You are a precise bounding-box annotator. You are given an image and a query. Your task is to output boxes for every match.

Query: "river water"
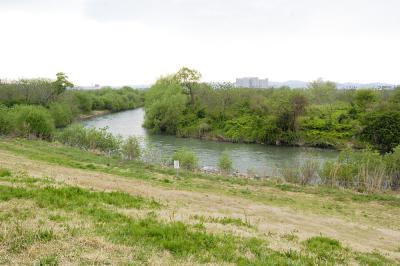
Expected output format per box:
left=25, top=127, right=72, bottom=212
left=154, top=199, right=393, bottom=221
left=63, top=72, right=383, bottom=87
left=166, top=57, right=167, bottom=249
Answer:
left=84, top=108, right=338, bottom=176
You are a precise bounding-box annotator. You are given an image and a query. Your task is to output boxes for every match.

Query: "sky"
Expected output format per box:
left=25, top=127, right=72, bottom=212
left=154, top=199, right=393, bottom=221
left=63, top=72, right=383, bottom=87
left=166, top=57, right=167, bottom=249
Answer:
left=0, top=0, right=399, bottom=86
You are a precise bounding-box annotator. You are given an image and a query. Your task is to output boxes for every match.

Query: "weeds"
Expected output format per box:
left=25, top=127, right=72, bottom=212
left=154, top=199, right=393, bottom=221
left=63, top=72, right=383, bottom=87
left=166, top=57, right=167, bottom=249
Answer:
left=190, top=214, right=252, bottom=228
left=0, top=168, right=11, bottom=177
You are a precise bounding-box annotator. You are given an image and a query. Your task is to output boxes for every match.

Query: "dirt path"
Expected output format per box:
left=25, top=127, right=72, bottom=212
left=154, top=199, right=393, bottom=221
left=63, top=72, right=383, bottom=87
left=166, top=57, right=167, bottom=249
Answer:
left=1, top=150, right=399, bottom=259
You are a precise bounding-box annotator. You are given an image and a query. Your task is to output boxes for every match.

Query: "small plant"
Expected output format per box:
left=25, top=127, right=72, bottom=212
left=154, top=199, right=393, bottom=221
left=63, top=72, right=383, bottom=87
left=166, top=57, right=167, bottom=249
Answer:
left=304, top=236, right=348, bottom=264
left=121, top=136, right=141, bottom=160
left=299, top=158, right=320, bottom=185
left=37, top=254, right=59, bottom=266
left=0, top=168, right=11, bottom=177
left=281, top=163, right=300, bottom=184
left=218, top=151, right=233, bottom=173
left=281, top=232, right=299, bottom=242
left=172, top=148, right=198, bottom=170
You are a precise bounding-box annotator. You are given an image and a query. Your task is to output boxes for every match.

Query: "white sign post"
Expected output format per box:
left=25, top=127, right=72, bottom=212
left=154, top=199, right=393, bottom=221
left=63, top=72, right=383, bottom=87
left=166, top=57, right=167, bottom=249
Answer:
left=174, top=160, right=180, bottom=176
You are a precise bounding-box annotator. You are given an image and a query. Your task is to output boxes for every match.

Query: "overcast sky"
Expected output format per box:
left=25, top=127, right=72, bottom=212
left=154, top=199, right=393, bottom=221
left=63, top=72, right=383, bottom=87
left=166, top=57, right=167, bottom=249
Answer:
left=0, top=0, right=399, bottom=86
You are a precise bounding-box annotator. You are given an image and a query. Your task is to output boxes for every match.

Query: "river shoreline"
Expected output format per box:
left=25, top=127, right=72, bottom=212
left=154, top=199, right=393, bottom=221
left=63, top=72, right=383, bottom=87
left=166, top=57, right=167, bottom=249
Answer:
left=83, top=108, right=339, bottom=177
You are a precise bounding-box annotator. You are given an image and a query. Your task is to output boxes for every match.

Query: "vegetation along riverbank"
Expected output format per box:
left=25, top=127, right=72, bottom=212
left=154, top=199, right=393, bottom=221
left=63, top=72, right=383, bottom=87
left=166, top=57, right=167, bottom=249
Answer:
left=1, top=71, right=400, bottom=264
left=144, top=68, right=400, bottom=152
left=0, top=72, right=144, bottom=137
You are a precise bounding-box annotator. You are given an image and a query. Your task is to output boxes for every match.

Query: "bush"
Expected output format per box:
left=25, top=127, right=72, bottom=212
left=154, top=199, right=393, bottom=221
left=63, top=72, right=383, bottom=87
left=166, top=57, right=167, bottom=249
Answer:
left=218, top=151, right=233, bottom=173
left=281, top=158, right=320, bottom=185
left=11, top=105, right=55, bottom=139
left=0, top=106, right=14, bottom=135
left=321, top=148, right=390, bottom=191
left=172, top=148, right=198, bottom=170
left=74, top=92, right=93, bottom=113
left=49, top=102, right=73, bottom=128
left=299, top=158, right=320, bottom=185
left=385, top=145, right=400, bottom=190
left=360, top=110, right=400, bottom=152
left=56, top=125, right=121, bottom=154
left=121, top=136, right=141, bottom=160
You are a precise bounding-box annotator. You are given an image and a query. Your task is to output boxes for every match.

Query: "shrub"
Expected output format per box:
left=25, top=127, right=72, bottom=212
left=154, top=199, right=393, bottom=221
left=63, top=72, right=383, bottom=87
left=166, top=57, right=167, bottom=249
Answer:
left=0, top=106, right=14, bottom=135
left=385, top=145, right=400, bottom=190
left=56, top=125, right=121, bottom=154
left=281, top=164, right=300, bottom=184
left=299, top=158, right=320, bottom=185
left=121, top=136, right=141, bottom=160
left=281, top=158, right=320, bottom=185
left=49, top=102, right=73, bottom=128
left=218, top=151, right=233, bottom=173
left=321, top=148, right=390, bottom=191
left=172, top=148, right=198, bottom=170
left=74, top=92, right=93, bottom=113
left=11, top=105, right=55, bottom=139
left=360, top=110, right=400, bottom=152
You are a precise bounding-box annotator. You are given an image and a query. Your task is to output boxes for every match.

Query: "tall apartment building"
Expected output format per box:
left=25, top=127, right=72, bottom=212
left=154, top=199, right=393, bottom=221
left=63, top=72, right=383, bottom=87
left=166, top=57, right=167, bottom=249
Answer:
left=236, top=77, right=269, bottom=88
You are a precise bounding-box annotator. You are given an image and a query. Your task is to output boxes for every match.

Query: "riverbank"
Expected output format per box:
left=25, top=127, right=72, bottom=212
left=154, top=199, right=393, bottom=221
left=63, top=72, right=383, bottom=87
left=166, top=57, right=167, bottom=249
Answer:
left=0, top=137, right=399, bottom=264
left=83, top=108, right=339, bottom=177
left=76, top=109, right=111, bottom=121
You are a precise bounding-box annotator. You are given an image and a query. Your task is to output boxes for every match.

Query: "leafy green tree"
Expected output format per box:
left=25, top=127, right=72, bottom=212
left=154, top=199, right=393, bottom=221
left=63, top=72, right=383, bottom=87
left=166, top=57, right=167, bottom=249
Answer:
left=49, top=102, right=73, bottom=128
left=354, top=89, right=377, bottom=111
left=290, top=93, right=308, bottom=131
left=144, top=77, right=187, bottom=134
left=174, top=67, right=201, bottom=104
left=361, top=110, right=400, bottom=152
left=308, top=79, right=336, bottom=104
left=54, top=72, right=74, bottom=94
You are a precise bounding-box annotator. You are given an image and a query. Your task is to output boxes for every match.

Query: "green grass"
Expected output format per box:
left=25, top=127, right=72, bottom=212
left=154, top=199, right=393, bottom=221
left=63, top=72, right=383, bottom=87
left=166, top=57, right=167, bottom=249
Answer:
left=1, top=137, right=400, bottom=230
left=6, top=226, right=55, bottom=253
left=355, top=252, right=395, bottom=266
left=303, top=236, right=349, bottom=264
left=191, top=214, right=252, bottom=228
left=37, top=255, right=59, bottom=266
left=0, top=183, right=310, bottom=264
left=0, top=168, right=11, bottom=177
left=0, top=174, right=397, bottom=265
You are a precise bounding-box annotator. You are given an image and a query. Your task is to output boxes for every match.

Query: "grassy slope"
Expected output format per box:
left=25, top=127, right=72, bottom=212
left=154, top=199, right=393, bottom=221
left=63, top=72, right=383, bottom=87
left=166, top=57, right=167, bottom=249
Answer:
left=0, top=137, right=399, bottom=265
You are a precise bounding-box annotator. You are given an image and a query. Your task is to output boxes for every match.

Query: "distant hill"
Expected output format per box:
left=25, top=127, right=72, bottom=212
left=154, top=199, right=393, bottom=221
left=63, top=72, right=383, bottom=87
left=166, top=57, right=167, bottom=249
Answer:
left=269, top=80, right=397, bottom=89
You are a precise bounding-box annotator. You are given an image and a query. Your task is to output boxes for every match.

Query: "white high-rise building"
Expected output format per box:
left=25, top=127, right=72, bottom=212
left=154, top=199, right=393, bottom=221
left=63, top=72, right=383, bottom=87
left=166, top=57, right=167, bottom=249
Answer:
left=236, top=77, right=269, bottom=88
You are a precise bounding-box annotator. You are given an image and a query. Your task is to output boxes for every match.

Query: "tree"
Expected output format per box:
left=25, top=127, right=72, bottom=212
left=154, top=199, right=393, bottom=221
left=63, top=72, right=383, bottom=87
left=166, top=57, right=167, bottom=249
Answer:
left=143, top=77, right=187, bottom=134
left=354, top=89, right=377, bottom=111
left=290, top=93, right=308, bottom=131
left=174, top=67, right=201, bottom=104
left=54, top=72, right=74, bottom=95
left=361, top=110, right=400, bottom=153
left=308, top=79, right=336, bottom=104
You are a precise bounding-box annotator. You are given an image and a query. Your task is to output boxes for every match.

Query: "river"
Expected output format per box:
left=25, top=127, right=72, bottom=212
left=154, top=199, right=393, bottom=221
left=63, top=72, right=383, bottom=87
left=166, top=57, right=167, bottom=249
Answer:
left=84, top=108, right=338, bottom=176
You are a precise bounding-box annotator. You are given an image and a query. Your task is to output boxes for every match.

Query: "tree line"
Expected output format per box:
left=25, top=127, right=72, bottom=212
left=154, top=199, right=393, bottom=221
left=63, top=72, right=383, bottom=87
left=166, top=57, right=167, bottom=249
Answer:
left=144, top=68, right=400, bottom=153
left=0, top=73, right=144, bottom=138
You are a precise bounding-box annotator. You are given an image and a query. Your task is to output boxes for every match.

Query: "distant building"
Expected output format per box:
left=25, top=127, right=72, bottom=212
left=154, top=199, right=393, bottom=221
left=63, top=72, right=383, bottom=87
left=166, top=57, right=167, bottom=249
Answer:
left=236, top=77, right=269, bottom=88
